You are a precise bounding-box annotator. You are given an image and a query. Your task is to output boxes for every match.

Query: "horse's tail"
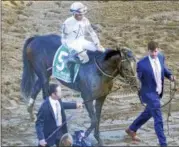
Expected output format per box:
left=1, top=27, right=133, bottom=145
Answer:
left=21, top=36, right=36, bottom=100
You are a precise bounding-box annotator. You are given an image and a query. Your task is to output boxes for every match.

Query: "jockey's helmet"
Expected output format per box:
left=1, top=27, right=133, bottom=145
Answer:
left=70, top=2, right=87, bottom=15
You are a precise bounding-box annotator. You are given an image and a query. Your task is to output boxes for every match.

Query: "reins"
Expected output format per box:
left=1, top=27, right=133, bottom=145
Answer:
left=94, top=57, right=117, bottom=78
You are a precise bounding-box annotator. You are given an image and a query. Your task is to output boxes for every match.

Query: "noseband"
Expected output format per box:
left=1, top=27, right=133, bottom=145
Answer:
left=119, top=57, right=137, bottom=79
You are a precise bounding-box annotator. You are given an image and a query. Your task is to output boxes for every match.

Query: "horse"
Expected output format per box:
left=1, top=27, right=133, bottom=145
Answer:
left=21, top=34, right=137, bottom=145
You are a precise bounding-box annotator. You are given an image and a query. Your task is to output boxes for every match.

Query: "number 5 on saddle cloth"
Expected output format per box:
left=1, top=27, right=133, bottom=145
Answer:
left=52, top=44, right=81, bottom=83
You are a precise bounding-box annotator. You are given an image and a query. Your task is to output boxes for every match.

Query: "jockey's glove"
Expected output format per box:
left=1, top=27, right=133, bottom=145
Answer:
left=96, top=44, right=105, bottom=52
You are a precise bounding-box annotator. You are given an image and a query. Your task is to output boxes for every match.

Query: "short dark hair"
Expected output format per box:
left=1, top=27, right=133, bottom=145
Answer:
left=49, top=83, right=58, bottom=96
left=148, top=41, right=159, bottom=51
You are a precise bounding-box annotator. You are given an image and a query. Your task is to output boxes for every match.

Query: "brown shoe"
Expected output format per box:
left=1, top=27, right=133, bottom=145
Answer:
left=125, top=128, right=141, bottom=142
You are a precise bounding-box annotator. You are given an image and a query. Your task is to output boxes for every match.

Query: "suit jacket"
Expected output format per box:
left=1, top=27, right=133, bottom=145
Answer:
left=35, top=97, right=77, bottom=146
left=137, top=53, right=172, bottom=104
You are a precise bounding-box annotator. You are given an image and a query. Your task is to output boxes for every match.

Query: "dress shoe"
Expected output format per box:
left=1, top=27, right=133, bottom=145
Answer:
left=125, top=128, right=141, bottom=142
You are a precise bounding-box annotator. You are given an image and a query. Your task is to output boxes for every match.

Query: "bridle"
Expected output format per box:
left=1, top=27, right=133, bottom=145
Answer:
left=94, top=53, right=137, bottom=82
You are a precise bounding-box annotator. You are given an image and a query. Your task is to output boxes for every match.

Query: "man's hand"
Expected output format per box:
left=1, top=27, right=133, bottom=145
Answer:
left=39, top=139, right=47, bottom=146
left=170, top=75, right=176, bottom=82
left=76, top=102, right=84, bottom=109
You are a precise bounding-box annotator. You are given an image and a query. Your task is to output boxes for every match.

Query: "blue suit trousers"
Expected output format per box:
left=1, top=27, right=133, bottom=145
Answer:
left=129, top=93, right=167, bottom=146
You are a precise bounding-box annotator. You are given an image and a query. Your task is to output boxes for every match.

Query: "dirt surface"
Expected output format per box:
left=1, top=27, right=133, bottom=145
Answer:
left=1, top=1, right=179, bottom=146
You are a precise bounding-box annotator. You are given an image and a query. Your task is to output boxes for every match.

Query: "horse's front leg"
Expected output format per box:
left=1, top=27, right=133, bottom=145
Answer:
left=27, top=79, right=41, bottom=121
left=83, top=100, right=97, bottom=138
left=94, top=97, right=105, bottom=146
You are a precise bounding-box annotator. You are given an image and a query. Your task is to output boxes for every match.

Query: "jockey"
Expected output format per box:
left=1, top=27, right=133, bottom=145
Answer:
left=61, top=2, right=105, bottom=64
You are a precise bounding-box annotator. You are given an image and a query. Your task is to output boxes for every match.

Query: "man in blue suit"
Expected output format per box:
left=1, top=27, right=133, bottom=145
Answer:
left=125, top=41, right=175, bottom=146
left=35, top=84, right=83, bottom=147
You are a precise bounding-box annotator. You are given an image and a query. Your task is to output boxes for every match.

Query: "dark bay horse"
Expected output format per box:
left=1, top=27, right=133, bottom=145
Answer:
left=21, top=34, right=137, bottom=145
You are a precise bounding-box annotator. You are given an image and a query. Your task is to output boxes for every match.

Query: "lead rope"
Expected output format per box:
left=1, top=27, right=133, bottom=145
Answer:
left=138, top=80, right=176, bottom=109
left=166, top=80, right=177, bottom=136
left=166, top=81, right=171, bottom=136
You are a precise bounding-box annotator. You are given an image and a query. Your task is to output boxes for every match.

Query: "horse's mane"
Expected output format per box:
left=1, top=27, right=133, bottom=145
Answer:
left=104, top=50, right=121, bottom=61
left=87, top=49, right=121, bottom=62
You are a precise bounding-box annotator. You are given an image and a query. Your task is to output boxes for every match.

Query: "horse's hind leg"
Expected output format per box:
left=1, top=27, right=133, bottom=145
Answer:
left=34, top=62, right=50, bottom=100
left=27, top=78, right=41, bottom=121
left=27, top=62, right=50, bottom=121
left=94, top=97, right=105, bottom=146
left=40, top=70, right=50, bottom=100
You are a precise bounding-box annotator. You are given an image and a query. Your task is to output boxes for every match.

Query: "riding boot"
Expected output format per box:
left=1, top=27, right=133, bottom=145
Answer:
left=69, top=56, right=81, bottom=64
left=68, top=62, right=75, bottom=83
left=67, top=56, right=81, bottom=83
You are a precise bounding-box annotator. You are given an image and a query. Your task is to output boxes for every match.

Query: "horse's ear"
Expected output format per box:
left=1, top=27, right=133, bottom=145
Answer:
left=116, top=47, right=123, bottom=58
left=116, top=44, right=122, bottom=57
left=118, top=49, right=122, bottom=58
left=115, top=43, right=121, bottom=51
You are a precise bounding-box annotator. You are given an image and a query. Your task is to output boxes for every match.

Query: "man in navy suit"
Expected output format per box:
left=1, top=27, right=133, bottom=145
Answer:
left=125, top=41, right=175, bottom=146
left=35, top=84, right=83, bottom=147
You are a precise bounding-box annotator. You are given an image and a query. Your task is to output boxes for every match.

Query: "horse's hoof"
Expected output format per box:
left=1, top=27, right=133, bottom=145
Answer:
left=97, top=139, right=103, bottom=147
left=32, top=114, right=37, bottom=122
left=27, top=105, right=36, bottom=122
left=30, top=113, right=37, bottom=122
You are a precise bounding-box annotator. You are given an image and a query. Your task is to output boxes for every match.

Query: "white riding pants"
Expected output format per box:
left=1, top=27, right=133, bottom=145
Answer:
left=66, top=38, right=98, bottom=63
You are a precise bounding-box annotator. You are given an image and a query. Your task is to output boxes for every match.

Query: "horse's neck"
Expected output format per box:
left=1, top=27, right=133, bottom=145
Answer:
left=98, top=56, right=118, bottom=77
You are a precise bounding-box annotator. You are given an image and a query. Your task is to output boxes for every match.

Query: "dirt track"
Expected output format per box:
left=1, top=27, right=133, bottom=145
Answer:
left=1, top=1, right=179, bottom=146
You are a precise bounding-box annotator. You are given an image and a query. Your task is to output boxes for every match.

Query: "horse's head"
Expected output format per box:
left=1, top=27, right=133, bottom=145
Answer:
left=117, top=47, right=138, bottom=90
left=101, top=47, right=138, bottom=90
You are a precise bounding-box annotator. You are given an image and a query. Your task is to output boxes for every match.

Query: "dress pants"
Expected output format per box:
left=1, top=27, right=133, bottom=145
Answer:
left=129, top=93, right=167, bottom=146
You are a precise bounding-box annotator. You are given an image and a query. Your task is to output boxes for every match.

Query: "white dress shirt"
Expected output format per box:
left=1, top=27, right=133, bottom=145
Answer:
left=148, top=56, right=162, bottom=94
left=49, top=96, right=62, bottom=126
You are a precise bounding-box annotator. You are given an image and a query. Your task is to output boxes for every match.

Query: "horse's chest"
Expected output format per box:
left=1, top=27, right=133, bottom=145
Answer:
left=79, top=64, right=113, bottom=97
left=90, top=77, right=113, bottom=97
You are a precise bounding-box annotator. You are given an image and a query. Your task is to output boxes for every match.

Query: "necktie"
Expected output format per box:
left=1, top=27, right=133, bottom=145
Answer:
left=153, top=59, right=161, bottom=94
left=154, top=60, right=159, bottom=79
left=55, top=102, right=61, bottom=126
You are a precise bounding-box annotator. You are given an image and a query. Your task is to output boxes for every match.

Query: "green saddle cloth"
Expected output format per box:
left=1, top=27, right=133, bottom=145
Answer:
left=52, top=45, right=80, bottom=83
